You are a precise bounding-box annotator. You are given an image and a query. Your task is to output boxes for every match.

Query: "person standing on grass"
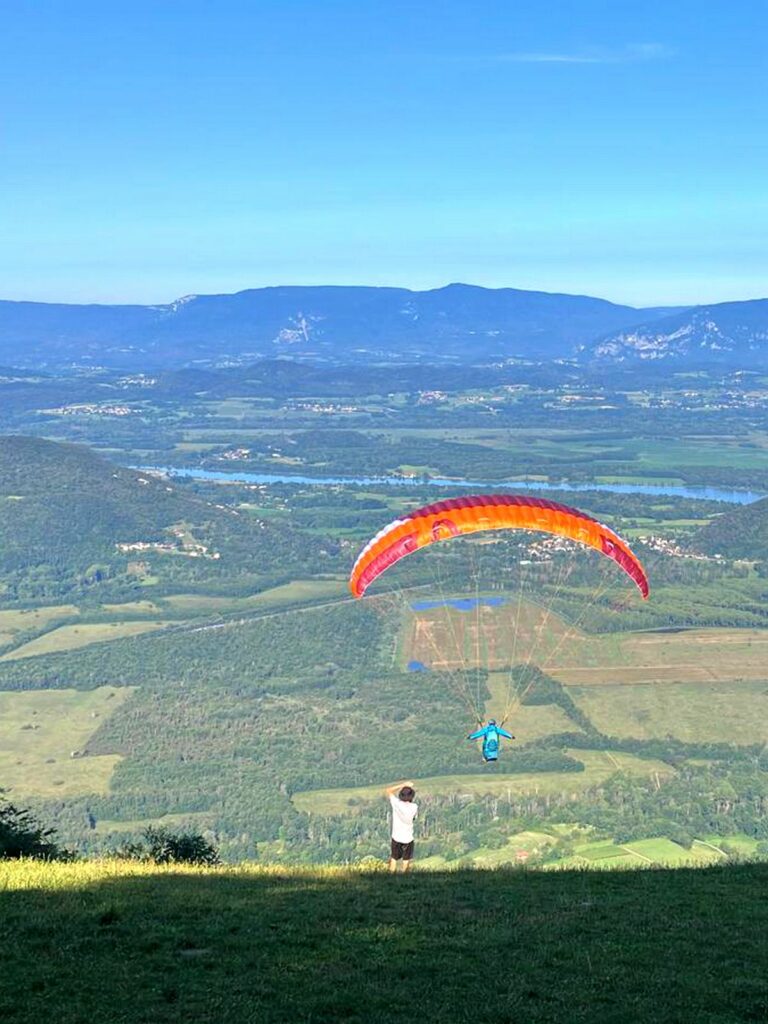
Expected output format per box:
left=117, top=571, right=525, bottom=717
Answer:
left=384, top=780, right=418, bottom=873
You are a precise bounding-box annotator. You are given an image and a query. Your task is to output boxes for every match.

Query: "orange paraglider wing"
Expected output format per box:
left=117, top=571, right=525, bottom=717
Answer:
left=349, top=494, right=649, bottom=599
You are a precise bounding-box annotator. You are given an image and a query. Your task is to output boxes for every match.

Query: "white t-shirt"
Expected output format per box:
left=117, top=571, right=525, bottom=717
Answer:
left=389, top=795, right=418, bottom=843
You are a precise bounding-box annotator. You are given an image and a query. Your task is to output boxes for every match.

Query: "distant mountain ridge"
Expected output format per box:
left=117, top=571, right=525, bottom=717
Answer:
left=587, top=299, right=768, bottom=365
left=0, top=284, right=679, bottom=369
left=3, top=284, right=766, bottom=370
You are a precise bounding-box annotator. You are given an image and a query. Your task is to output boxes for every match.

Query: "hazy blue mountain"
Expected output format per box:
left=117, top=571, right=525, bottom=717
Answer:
left=588, top=298, right=768, bottom=365
left=0, top=284, right=677, bottom=369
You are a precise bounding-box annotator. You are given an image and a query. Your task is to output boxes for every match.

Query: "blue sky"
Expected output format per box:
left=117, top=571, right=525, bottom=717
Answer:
left=2, top=0, right=767, bottom=305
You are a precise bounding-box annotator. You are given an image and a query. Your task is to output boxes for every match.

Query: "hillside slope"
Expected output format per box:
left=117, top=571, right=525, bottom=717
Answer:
left=0, top=436, right=317, bottom=602
left=589, top=298, right=768, bottom=365
left=0, top=436, right=233, bottom=569
left=692, top=496, right=768, bottom=560
left=2, top=860, right=767, bottom=1024
left=0, top=284, right=676, bottom=368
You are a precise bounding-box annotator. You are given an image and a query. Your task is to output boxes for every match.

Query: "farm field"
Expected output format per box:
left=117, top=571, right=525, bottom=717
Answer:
left=100, top=600, right=162, bottom=615
left=291, top=749, right=674, bottom=815
left=0, top=604, right=79, bottom=647
left=422, top=832, right=759, bottom=871
left=160, top=578, right=348, bottom=614
left=419, top=828, right=558, bottom=869
left=404, top=598, right=768, bottom=686
left=0, top=620, right=173, bottom=661
left=0, top=686, right=133, bottom=796
left=94, top=811, right=213, bottom=835
left=484, top=676, right=579, bottom=737
left=557, top=838, right=723, bottom=869
left=570, top=679, right=768, bottom=743
left=0, top=581, right=349, bottom=662
left=173, top=424, right=768, bottom=481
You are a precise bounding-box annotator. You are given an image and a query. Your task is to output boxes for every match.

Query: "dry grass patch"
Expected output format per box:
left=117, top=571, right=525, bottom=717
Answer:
left=0, top=686, right=134, bottom=796
left=404, top=601, right=768, bottom=686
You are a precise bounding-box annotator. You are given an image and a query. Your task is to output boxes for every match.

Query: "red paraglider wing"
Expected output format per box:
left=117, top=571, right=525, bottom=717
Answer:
left=349, top=494, right=649, bottom=599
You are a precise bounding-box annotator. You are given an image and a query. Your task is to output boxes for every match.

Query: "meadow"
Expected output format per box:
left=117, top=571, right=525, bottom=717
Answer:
left=0, top=620, right=173, bottom=661
left=419, top=831, right=751, bottom=870
left=0, top=579, right=349, bottom=662
left=0, top=686, right=132, bottom=796
left=0, top=604, right=79, bottom=646
left=570, top=680, right=768, bottom=743
left=2, top=859, right=768, bottom=1024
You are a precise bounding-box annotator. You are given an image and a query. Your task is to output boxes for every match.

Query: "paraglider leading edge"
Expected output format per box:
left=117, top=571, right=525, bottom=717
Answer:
left=349, top=493, right=649, bottom=600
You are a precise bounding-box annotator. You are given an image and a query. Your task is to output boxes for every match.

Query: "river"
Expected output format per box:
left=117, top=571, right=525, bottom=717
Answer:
left=138, top=466, right=765, bottom=505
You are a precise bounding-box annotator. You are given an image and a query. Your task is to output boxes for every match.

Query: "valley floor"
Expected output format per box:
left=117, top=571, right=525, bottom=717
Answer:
left=2, top=859, right=767, bottom=1024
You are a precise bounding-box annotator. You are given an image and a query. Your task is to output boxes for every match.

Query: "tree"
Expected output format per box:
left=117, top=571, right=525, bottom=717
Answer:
left=0, top=798, right=64, bottom=859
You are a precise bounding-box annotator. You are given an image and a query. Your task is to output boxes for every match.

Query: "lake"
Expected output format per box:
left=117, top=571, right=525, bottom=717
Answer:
left=138, top=466, right=765, bottom=505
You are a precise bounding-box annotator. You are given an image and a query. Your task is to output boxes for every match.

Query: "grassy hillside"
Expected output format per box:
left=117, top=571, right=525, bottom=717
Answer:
left=0, top=687, right=133, bottom=796
left=0, top=435, right=336, bottom=604
left=2, top=860, right=767, bottom=1024
left=0, top=435, right=216, bottom=566
left=292, top=751, right=673, bottom=814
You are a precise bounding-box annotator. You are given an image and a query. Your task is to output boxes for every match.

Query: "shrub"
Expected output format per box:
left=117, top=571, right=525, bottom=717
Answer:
left=0, top=797, right=65, bottom=859
left=118, top=826, right=220, bottom=866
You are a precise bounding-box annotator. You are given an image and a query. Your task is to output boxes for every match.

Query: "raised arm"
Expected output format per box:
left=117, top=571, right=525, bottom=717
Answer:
left=467, top=726, right=487, bottom=740
left=498, top=727, right=514, bottom=740
left=384, top=780, right=414, bottom=798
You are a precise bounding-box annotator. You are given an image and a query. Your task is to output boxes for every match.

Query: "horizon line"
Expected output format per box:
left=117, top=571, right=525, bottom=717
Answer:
left=2, top=281, right=768, bottom=310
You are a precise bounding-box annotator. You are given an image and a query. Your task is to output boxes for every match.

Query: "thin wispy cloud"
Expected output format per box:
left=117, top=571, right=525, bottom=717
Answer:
left=495, top=43, right=675, bottom=65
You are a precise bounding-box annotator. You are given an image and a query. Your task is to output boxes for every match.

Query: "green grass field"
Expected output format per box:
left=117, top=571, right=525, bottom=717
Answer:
left=0, top=620, right=173, bottom=661
left=94, top=812, right=213, bottom=836
left=419, top=829, right=558, bottom=869
left=161, top=578, right=348, bottom=615
left=0, top=686, right=133, bottom=796
left=570, top=680, right=768, bottom=743
left=100, top=600, right=163, bottom=615
left=484, top=673, right=580, bottom=736
left=0, top=603, right=80, bottom=646
left=2, top=859, right=767, bottom=1024
left=0, top=582, right=348, bottom=660
left=415, top=828, right=694, bottom=872
left=292, top=750, right=674, bottom=815
left=426, top=830, right=751, bottom=870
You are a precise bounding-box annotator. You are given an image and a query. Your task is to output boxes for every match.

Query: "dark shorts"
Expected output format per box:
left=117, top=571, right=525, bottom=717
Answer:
left=391, top=839, right=414, bottom=860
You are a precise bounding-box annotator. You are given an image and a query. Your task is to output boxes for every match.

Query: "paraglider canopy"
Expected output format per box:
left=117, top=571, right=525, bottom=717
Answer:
left=349, top=494, right=649, bottom=600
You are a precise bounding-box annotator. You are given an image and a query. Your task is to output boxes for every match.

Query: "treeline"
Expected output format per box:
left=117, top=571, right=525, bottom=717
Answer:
left=261, top=762, right=768, bottom=866
left=0, top=600, right=386, bottom=691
